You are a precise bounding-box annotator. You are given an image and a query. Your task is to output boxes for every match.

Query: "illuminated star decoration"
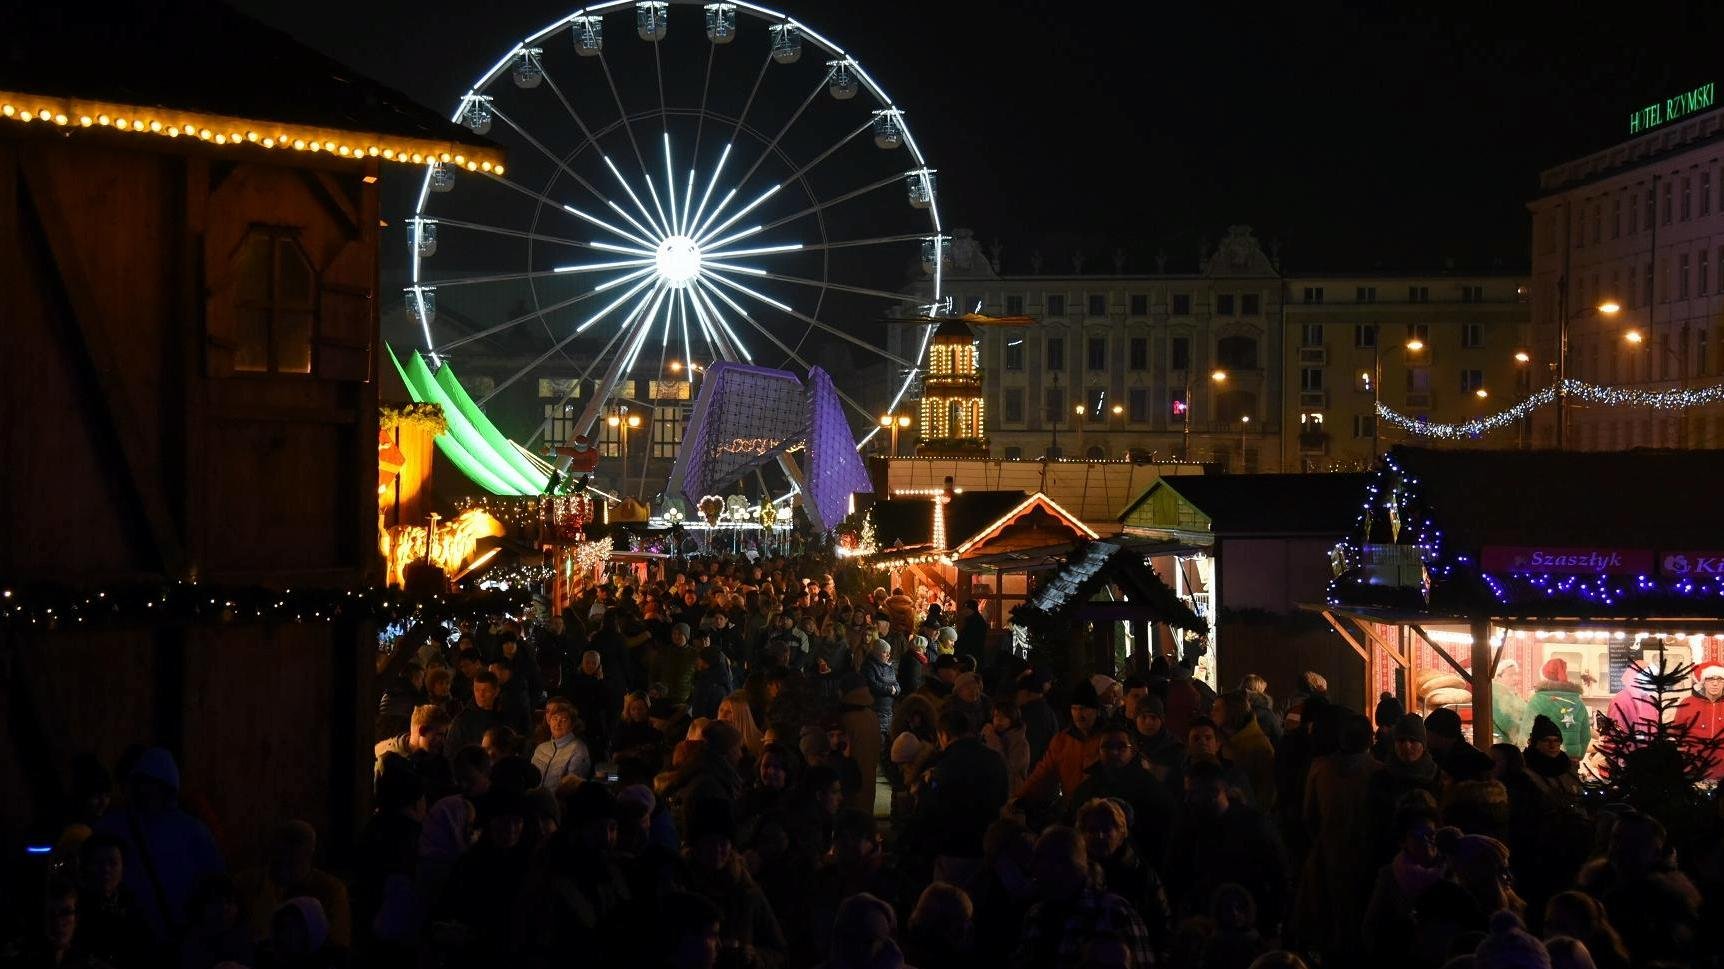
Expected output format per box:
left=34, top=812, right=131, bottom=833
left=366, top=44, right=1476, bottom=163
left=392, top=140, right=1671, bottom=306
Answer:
left=1377, top=378, right=1724, bottom=440
left=547, top=132, right=807, bottom=376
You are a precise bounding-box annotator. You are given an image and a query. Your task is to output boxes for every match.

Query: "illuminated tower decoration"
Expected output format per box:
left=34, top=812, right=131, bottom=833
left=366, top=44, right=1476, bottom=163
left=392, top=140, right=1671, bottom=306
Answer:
left=917, top=318, right=987, bottom=456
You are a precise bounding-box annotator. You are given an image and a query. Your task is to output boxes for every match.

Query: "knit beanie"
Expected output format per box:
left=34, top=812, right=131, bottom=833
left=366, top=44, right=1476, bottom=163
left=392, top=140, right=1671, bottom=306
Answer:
left=1374, top=692, right=1405, bottom=729
left=1136, top=695, right=1166, bottom=717
left=1473, top=910, right=1552, bottom=969
left=672, top=622, right=692, bottom=640
left=1392, top=712, right=1428, bottom=744
left=1070, top=678, right=1102, bottom=710
left=1425, top=707, right=1464, bottom=740
left=1528, top=714, right=1563, bottom=743
left=890, top=731, right=924, bottom=765
left=1541, top=658, right=1568, bottom=683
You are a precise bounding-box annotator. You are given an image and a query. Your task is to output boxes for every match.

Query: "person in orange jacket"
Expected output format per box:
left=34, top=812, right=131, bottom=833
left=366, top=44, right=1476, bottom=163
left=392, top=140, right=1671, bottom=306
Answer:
left=1677, top=662, right=1724, bottom=779
left=1014, top=679, right=1106, bottom=811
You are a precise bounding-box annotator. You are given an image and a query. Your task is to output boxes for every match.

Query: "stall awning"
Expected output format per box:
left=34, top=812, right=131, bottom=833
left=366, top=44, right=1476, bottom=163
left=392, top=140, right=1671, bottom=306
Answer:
left=1013, top=541, right=1204, bottom=632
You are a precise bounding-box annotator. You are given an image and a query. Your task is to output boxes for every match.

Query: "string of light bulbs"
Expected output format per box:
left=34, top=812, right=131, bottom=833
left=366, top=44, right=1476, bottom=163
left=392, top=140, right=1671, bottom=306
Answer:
left=1376, top=378, right=1724, bottom=440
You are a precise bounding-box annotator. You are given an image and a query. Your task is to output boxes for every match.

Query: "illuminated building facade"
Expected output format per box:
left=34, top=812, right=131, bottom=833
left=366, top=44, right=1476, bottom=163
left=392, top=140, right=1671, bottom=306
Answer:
left=917, top=318, right=987, bottom=456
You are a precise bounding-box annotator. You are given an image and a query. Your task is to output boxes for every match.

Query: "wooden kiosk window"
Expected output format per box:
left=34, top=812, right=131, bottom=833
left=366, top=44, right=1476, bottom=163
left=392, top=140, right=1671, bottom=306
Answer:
left=232, top=230, right=316, bottom=374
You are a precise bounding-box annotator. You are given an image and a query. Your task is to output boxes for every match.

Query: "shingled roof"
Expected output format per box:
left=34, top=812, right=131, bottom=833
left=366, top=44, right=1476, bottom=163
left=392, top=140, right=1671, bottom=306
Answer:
left=1014, top=541, right=1204, bottom=632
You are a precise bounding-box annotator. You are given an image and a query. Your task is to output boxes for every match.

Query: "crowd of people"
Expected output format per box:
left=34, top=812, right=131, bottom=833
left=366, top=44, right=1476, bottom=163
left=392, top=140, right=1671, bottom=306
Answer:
left=9, top=550, right=1724, bottom=969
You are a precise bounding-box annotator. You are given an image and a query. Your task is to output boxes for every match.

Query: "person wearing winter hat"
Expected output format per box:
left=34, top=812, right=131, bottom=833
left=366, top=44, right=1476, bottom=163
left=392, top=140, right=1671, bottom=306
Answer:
left=1525, top=658, right=1591, bottom=760
left=1015, top=678, right=1107, bottom=810
left=1677, top=661, right=1724, bottom=779
left=680, top=796, right=787, bottom=963
left=1090, top=675, right=1124, bottom=721
left=1363, top=714, right=1444, bottom=865
left=1473, top=910, right=1551, bottom=969
left=1604, top=665, right=1661, bottom=737
left=92, top=747, right=225, bottom=944
left=917, top=653, right=959, bottom=704
left=1426, top=707, right=1497, bottom=784
left=650, top=622, right=700, bottom=705
left=1522, top=715, right=1583, bottom=802
left=1371, top=692, right=1407, bottom=762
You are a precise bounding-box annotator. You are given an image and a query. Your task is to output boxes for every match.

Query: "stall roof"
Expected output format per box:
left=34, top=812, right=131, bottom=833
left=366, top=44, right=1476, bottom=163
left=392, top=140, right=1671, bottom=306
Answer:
left=862, top=490, right=1030, bottom=550
left=1014, top=541, right=1205, bottom=632
left=1387, top=446, right=1724, bottom=550
left=1121, top=473, right=1372, bottom=536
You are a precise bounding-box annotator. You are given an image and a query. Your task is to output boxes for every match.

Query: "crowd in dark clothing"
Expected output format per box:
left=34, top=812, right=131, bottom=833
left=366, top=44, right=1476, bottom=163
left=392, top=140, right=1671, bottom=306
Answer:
left=11, top=552, right=1724, bottom=969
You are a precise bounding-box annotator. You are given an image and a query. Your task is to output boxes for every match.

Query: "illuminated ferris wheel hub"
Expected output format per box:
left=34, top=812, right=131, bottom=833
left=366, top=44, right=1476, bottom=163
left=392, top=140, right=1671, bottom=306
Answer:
left=654, top=234, right=702, bottom=287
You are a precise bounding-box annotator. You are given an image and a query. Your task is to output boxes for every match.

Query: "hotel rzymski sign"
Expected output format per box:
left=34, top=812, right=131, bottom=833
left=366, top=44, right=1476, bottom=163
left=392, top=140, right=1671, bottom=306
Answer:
left=1628, top=82, right=1716, bottom=134
left=1481, top=546, right=1724, bottom=577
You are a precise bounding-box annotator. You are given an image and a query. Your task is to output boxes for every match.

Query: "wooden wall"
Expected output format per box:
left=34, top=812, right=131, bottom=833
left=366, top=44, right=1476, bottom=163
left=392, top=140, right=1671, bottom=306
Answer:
left=0, top=126, right=380, bottom=863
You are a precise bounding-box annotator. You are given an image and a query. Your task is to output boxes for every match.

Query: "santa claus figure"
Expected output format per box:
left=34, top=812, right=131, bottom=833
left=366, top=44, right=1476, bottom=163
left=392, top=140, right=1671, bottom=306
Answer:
left=1677, top=662, right=1724, bottom=779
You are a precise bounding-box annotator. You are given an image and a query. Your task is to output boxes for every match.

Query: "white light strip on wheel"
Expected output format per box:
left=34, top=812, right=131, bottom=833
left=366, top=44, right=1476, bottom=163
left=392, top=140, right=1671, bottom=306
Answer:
left=696, top=184, right=782, bottom=247
left=573, top=272, right=658, bottom=334
left=562, top=203, right=656, bottom=251
left=620, top=288, right=668, bottom=373
left=680, top=169, right=697, bottom=237
left=593, top=265, right=657, bottom=294
left=602, top=200, right=664, bottom=251
left=662, top=133, right=680, bottom=237
left=588, top=240, right=656, bottom=256
left=552, top=257, right=655, bottom=274
left=603, top=155, right=668, bottom=238
left=686, top=142, right=731, bottom=237
left=702, top=242, right=804, bottom=260
left=691, top=280, right=752, bottom=362
left=679, top=290, right=693, bottom=365
left=704, top=271, right=791, bottom=313
left=701, top=223, right=765, bottom=252
left=702, top=260, right=767, bottom=277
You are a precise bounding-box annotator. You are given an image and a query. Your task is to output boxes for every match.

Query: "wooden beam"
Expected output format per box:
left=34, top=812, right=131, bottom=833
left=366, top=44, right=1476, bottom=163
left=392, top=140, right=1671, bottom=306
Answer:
left=907, top=561, right=958, bottom=601
left=18, top=156, right=187, bottom=577
left=1471, top=618, right=1494, bottom=752
left=1409, top=624, right=1472, bottom=681
left=1357, top=618, right=1411, bottom=669
left=1320, top=609, right=1372, bottom=711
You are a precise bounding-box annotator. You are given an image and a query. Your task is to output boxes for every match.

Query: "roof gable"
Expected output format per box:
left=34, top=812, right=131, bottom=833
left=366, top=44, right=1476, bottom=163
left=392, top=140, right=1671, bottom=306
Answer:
left=952, top=492, right=1098, bottom=556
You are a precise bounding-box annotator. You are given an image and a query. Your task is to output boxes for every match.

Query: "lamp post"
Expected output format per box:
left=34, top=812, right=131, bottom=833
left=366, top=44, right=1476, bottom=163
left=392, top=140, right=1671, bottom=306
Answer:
left=880, top=413, right=911, bottom=454
left=1514, top=350, right=1532, bottom=448
left=1624, top=326, right=1689, bottom=446
left=1182, top=368, right=1228, bottom=461
left=1074, top=402, right=1086, bottom=459
left=1239, top=414, right=1250, bottom=466
left=607, top=409, right=640, bottom=497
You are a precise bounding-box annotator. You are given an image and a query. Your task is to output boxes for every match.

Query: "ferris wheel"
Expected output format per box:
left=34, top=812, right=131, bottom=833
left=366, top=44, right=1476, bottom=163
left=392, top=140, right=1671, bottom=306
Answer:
left=406, top=0, right=946, bottom=455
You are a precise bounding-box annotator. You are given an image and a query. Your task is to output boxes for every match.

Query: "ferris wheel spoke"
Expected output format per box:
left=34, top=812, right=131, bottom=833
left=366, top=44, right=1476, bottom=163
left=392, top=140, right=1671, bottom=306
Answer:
left=686, top=142, right=732, bottom=239
left=661, top=133, right=681, bottom=237
left=732, top=68, right=834, bottom=196
left=423, top=267, right=598, bottom=288
left=535, top=64, right=600, bottom=147
left=428, top=217, right=641, bottom=254
left=776, top=117, right=873, bottom=187
left=524, top=301, right=641, bottom=447
left=488, top=104, right=610, bottom=213
left=478, top=274, right=658, bottom=406
left=699, top=283, right=878, bottom=423
left=432, top=288, right=598, bottom=356
left=689, top=282, right=750, bottom=362
left=484, top=173, right=657, bottom=251
left=602, top=156, right=670, bottom=240
left=694, top=183, right=782, bottom=247
left=691, top=42, right=715, bottom=166
left=725, top=232, right=926, bottom=255
left=756, top=170, right=904, bottom=234
left=597, top=53, right=658, bottom=216
left=550, top=257, right=657, bottom=274
left=700, top=273, right=915, bottom=370
left=740, top=269, right=911, bottom=304
left=729, top=49, right=775, bottom=147
left=702, top=241, right=804, bottom=260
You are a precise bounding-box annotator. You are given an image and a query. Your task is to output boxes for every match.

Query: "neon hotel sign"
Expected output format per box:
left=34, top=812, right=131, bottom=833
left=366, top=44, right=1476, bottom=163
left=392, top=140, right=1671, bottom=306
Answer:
left=1628, top=81, right=1716, bottom=134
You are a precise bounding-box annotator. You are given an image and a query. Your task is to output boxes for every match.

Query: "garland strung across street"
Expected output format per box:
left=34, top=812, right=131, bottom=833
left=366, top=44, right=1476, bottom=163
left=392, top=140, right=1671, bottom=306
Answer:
left=1376, top=378, right=1724, bottom=440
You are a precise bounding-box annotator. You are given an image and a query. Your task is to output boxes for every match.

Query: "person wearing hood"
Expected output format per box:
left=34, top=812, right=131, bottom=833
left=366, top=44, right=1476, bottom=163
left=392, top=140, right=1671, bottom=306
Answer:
left=837, top=673, right=885, bottom=815
left=1605, top=664, right=1662, bottom=736
left=1521, top=715, right=1583, bottom=803
left=1128, top=695, right=1186, bottom=788
left=1014, top=668, right=1060, bottom=765
left=1363, top=714, right=1445, bottom=865
left=1525, top=658, right=1591, bottom=759
left=92, top=748, right=226, bottom=944
left=981, top=697, right=1033, bottom=791
left=1015, top=679, right=1107, bottom=811
left=1676, top=661, right=1724, bottom=779
left=860, top=638, right=900, bottom=734
left=1425, top=707, right=1496, bottom=784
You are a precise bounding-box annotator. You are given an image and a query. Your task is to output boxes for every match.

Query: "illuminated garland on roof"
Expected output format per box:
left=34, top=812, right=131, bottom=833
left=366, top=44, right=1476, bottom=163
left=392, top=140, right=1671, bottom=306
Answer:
left=0, top=89, right=503, bottom=172
left=1377, top=378, right=1724, bottom=440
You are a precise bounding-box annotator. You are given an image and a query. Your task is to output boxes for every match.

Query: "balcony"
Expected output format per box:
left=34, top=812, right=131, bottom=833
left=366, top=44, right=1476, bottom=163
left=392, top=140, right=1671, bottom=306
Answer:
left=1298, top=390, right=1329, bottom=408
left=1297, top=346, right=1327, bottom=365
left=1298, top=429, right=1329, bottom=453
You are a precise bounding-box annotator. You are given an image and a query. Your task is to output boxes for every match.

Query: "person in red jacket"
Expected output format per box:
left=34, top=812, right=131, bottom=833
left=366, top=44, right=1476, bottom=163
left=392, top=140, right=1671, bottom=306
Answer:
left=1677, top=662, right=1724, bottom=779
left=1015, top=679, right=1106, bottom=813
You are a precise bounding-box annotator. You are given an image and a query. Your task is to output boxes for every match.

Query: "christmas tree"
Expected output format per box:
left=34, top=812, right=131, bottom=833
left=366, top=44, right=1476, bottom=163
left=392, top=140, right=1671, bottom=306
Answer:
left=1587, top=638, right=1724, bottom=846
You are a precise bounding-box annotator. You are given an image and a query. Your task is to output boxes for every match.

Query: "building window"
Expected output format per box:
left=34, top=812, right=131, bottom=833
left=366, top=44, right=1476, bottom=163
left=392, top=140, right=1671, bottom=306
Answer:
left=1215, top=293, right=1236, bottom=315
left=1354, top=324, right=1377, bottom=348
left=1408, top=285, right=1429, bottom=303
left=1704, top=171, right=1713, bottom=216
left=1460, top=369, right=1484, bottom=393
left=1128, top=388, right=1149, bottom=422
left=1171, top=293, right=1192, bottom=315
left=1046, top=293, right=1066, bottom=316
left=1300, top=323, right=1323, bottom=347
left=651, top=405, right=685, bottom=458
left=647, top=380, right=692, bottom=401
left=1043, top=388, right=1065, bottom=424
left=1004, top=388, right=1024, bottom=423
left=1129, top=337, right=1148, bottom=371
left=1682, top=177, right=1693, bottom=221
left=1003, top=446, right=1022, bottom=460
left=1353, top=414, right=1375, bottom=439
left=1680, top=253, right=1692, bottom=299
left=1087, top=336, right=1107, bottom=371
left=1170, top=336, right=1190, bottom=371
left=1462, top=323, right=1484, bottom=348
left=1005, top=294, right=1024, bottom=316
left=1613, top=196, right=1622, bottom=238
left=1663, top=181, right=1673, bottom=224
left=1045, top=336, right=1065, bottom=371
left=1591, top=203, right=1601, bottom=243
left=1303, top=286, right=1324, bottom=304
left=1700, top=328, right=1710, bottom=376
left=1004, top=338, right=1024, bottom=371
left=1356, top=286, right=1376, bottom=302
left=232, top=230, right=316, bottom=374
left=1644, top=187, right=1654, bottom=229
left=1407, top=367, right=1431, bottom=394
left=1701, top=249, right=1711, bottom=296
left=1660, top=257, right=1670, bottom=303
left=1407, top=322, right=1430, bottom=344
left=1241, top=293, right=1260, bottom=315
left=1300, top=368, right=1324, bottom=391
left=1216, top=335, right=1258, bottom=369
left=1129, top=293, right=1149, bottom=316
left=1087, top=293, right=1106, bottom=317
left=1461, top=285, right=1483, bottom=302
left=1644, top=260, right=1655, bottom=306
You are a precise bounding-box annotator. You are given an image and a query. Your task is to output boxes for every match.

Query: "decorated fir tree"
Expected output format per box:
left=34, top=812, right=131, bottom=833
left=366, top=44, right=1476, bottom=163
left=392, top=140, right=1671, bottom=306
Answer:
left=1587, top=639, right=1724, bottom=845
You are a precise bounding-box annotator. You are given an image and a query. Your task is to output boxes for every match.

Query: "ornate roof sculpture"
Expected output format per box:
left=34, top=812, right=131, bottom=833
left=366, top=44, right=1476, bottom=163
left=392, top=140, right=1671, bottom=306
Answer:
left=669, top=362, right=870, bottom=531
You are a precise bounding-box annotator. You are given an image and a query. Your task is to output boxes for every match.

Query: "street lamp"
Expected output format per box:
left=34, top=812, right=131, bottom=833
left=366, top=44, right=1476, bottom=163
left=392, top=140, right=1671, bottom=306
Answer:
left=1182, top=368, right=1228, bottom=461
left=1555, top=299, right=1622, bottom=448
left=1074, top=402, right=1086, bottom=458
left=1622, top=327, right=1689, bottom=446
left=607, top=410, right=641, bottom=497
left=880, top=413, right=912, bottom=454
left=1239, top=414, right=1250, bottom=466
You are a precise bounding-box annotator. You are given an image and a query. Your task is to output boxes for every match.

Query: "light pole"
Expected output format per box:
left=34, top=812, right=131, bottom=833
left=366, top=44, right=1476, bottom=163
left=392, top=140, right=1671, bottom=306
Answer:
left=1182, top=369, right=1228, bottom=461
left=607, top=409, right=641, bottom=497
left=1624, top=327, right=1689, bottom=446
left=1074, top=402, right=1086, bottom=459
left=1514, top=350, right=1532, bottom=448
left=880, top=413, right=911, bottom=454
left=1239, top=414, right=1250, bottom=466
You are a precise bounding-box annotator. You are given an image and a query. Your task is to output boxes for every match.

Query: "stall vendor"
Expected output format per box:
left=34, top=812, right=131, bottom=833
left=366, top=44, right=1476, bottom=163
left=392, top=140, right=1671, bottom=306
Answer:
left=1525, top=659, right=1590, bottom=760
left=1677, top=662, right=1724, bottom=779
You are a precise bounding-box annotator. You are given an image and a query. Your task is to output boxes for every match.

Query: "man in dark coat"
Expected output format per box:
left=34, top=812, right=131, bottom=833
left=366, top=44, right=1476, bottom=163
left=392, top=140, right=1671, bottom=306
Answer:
left=919, top=706, right=1010, bottom=874
left=1164, top=760, right=1289, bottom=934
left=446, top=671, right=507, bottom=759
left=687, top=645, right=733, bottom=721
left=1016, top=668, right=1060, bottom=765
left=1424, top=707, right=1495, bottom=784
left=956, top=599, right=989, bottom=665
left=1066, top=723, right=1180, bottom=865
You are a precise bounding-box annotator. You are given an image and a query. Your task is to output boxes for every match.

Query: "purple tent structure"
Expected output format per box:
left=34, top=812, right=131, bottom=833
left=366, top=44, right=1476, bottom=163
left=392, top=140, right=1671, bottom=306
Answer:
left=668, top=362, right=872, bottom=531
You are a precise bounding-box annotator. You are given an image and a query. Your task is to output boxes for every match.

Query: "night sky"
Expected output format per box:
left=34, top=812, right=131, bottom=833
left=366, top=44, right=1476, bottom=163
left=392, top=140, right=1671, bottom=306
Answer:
left=235, top=0, right=1722, bottom=274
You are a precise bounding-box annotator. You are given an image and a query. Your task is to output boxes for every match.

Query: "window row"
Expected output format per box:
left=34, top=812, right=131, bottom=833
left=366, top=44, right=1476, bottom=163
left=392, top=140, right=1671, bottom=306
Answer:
left=1300, top=284, right=1484, bottom=305
left=1576, top=167, right=1721, bottom=252
left=1000, top=335, right=1259, bottom=372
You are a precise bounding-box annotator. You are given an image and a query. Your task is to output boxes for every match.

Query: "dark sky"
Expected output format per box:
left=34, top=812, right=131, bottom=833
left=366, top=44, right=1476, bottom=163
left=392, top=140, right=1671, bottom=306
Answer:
left=235, top=0, right=1722, bottom=273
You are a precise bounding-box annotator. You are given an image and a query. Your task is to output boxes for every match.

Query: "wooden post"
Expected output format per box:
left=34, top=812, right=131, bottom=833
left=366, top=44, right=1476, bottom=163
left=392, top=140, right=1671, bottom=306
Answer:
left=1470, top=617, right=1493, bottom=751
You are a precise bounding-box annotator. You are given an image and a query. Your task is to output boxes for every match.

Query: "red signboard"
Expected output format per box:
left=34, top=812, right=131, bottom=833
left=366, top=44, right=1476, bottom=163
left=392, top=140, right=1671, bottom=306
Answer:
left=1660, top=551, right=1724, bottom=578
left=1479, top=546, right=1654, bottom=575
